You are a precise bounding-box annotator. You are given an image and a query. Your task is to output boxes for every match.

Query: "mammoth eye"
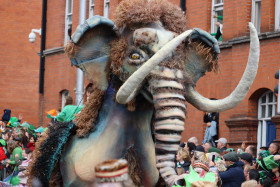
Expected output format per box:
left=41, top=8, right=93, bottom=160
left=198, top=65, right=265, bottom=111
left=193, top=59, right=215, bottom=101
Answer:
left=130, top=53, right=141, bottom=60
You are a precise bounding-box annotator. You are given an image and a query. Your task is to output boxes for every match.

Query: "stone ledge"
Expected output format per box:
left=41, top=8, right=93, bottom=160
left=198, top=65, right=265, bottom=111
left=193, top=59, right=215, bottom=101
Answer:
left=220, top=31, right=280, bottom=49
left=225, top=117, right=258, bottom=128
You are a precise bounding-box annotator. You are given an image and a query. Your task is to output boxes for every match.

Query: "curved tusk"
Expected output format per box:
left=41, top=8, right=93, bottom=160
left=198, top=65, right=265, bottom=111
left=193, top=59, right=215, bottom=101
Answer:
left=116, top=29, right=193, bottom=104
left=185, top=22, right=259, bottom=112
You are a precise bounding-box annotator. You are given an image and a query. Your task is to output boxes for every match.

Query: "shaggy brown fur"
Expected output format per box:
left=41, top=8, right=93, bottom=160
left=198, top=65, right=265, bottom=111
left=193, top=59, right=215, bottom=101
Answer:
left=125, top=146, right=142, bottom=186
left=74, top=86, right=105, bottom=137
left=186, top=41, right=219, bottom=73
left=26, top=130, right=50, bottom=187
left=64, top=41, right=78, bottom=58
left=49, top=162, right=63, bottom=187
left=114, top=0, right=187, bottom=34
left=110, top=38, right=128, bottom=76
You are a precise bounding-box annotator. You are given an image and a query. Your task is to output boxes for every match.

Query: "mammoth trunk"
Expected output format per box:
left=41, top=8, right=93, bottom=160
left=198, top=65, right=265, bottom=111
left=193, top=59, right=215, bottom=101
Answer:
left=149, top=68, right=186, bottom=185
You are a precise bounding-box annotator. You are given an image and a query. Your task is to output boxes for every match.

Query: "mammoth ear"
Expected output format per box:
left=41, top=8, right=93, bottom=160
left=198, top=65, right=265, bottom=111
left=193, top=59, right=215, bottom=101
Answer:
left=184, top=28, right=220, bottom=86
left=65, top=15, right=119, bottom=91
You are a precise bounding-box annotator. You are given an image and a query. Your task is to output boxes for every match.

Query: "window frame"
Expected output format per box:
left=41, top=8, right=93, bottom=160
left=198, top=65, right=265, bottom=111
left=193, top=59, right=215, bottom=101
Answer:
left=61, top=90, right=70, bottom=109
left=211, top=0, right=224, bottom=34
left=275, top=0, right=280, bottom=31
left=89, top=0, right=95, bottom=18
left=251, top=0, right=261, bottom=33
left=257, top=91, right=277, bottom=151
left=103, top=0, right=110, bottom=18
left=64, top=0, right=73, bottom=45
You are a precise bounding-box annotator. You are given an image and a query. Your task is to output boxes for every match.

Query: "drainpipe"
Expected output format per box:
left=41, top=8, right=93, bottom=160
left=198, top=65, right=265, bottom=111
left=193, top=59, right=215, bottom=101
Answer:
left=39, top=0, right=47, bottom=93
left=75, top=0, right=87, bottom=105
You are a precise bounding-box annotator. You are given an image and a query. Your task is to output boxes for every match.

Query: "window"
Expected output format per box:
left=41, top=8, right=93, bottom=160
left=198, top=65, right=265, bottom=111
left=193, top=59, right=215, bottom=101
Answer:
left=275, top=0, right=280, bottom=31
left=61, top=90, right=69, bottom=109
left=104, top=0, right=110, bottom=18
left=251, top=0, right=261, bottom=33
left=65, top=0, right=73, bottom=44
left=257, top=91, right=277, bottom=151
left=211, top=0, right=223, bottom=41
left=89, top=0, right=95, bottom=18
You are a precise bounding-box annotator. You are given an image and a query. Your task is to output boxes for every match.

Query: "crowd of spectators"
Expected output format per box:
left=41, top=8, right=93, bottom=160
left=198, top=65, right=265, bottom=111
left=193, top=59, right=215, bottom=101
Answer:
left=174, top=137, right=280, bottom=187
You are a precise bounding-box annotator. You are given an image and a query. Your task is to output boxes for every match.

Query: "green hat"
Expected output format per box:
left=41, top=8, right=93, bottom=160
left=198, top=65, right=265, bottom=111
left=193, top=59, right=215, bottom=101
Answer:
left=35, top=127, right=44, bottom=133
left=257, top=155, right=278, bottom=171
left=0, top=139, right=6, bottom=146
left=7, top=117, right=18, bottom=127
left=223, top=152, right=239, bottom=162
left=28, top=124, right=36, bottom=131
left=20, top=122, right=30, bottom=129
left=259, top=150, right=270, bottom=159
left=208, top=147, right=221, bottom=153
left=226, top=148, right=235, bottom=152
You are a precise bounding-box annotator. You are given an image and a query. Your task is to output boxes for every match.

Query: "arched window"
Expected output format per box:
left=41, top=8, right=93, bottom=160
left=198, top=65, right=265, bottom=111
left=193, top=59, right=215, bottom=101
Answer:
left=257, top=90, right=277, bottom=150
left=60, top=90, right=69, bottom=109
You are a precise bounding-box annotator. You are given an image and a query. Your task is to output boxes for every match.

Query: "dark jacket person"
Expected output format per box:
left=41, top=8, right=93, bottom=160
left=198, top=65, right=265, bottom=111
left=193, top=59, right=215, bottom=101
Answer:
left=219, top=152, right=245, bottom=187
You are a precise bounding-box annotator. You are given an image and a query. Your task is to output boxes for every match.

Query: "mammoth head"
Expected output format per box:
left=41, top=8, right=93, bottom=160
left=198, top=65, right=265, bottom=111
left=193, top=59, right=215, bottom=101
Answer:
left=65, top=0, right=259, bottom=185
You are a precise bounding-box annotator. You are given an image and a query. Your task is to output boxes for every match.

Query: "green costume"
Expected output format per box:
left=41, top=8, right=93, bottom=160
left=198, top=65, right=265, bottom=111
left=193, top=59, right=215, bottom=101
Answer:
left=9, top=147, right=23, bottom=171
left=173, top=166, right=216, bottom=187
left=56, top=105, right=83, bottom=122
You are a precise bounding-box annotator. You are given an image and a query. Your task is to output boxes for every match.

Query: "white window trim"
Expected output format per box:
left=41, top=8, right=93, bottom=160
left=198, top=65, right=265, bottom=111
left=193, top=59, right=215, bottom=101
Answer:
left=257, top=91, right=277, bottom=152
left=103, top=0, right=110, bottom=18
left=61, top=90, right=69, bottom=109
left=89, top=0, right=95, bottom=18
left=64, top=0, right=73, bottom=45
left=211, top=0, right=224, bottom=34
left=275, top=0, right=280, bottom=31
left=251, top=0, right=261, bottom=33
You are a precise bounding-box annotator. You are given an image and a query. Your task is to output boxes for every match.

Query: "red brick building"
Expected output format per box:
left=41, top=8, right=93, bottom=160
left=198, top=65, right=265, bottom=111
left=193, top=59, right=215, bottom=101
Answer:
left=0, top=0, right=42, bottom=126
left=1, top=0, right=280, bottom=150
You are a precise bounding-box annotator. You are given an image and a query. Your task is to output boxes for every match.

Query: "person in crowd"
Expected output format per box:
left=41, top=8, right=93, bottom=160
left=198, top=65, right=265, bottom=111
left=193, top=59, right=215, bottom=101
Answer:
left=257, top=155, right=280, bottom=185
left=269, top=142, right=279, bottom=155
left=204, top=110, right=219, bottom=144
left=215, top=138, right=227, bottom=153
left=239, top=153, right=253, bottom=167
left=245, top=145, right=257, bottom=163
left=219, top=152, right=245, bottom=186
left=18, top=148, right=33, bottom=187
left=3, top=140, right=23, bottom=185
left=176, top=148, right=191, bottom=174
left=202, top=122, right=217, bottom=146
left=3, top=130, right=11, bottom=142
left=243, top=164, right=251, bottom=180
left=241, top=179, right=258, bottom=187
left=188, top=137, right=199, bottom=146
left=0, top=139, right=7, bottom=162
left=195, top=145, right=205, bottom=153
left=27, top=135, right=36, bottom=152
left=19, top=129, right=28, bottom=148
left=184, top=142, right=196, bottom=155
left=56, top=96, right=84, bottom=122
left=203, top=142, right=212, bottom=153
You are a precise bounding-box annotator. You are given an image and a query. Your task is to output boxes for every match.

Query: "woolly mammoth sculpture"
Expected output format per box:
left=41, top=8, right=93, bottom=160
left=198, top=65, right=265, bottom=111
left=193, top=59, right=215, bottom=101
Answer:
left=28, top=0, right=259, bottom=186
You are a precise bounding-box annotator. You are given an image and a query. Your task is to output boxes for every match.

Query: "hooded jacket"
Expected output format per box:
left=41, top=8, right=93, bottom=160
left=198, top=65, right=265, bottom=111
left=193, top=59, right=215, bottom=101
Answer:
left=219, top=161, right=245, bottom=187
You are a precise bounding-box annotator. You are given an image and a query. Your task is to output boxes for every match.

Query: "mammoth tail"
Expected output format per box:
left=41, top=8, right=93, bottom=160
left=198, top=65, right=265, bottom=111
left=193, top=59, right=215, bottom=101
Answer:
left=26, top=121, right=76, bottom=187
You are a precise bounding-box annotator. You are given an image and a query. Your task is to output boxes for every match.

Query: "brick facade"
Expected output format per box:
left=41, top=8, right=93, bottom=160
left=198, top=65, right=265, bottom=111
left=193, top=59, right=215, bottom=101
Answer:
left=1, top=0, right=280, bottom=149
left=0, top=0, right=42, bottom=126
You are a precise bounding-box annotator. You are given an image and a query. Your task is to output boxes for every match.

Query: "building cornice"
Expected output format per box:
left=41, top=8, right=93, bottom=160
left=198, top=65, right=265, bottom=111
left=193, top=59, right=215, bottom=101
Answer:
left=220, top=31, right=280, bottom=49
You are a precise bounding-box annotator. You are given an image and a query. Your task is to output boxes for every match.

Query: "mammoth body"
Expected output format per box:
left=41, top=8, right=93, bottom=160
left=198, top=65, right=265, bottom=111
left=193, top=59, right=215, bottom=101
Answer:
left=28, top=0, right=259, bottom=186
left=61, top=92, right=159, bottom=186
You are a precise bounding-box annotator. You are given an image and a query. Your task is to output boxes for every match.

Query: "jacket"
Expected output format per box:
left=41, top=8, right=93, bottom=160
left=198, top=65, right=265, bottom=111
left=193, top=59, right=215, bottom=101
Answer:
left=219, top=161, right=245, bottom=187
left=56, top=105, right=84, bottom=122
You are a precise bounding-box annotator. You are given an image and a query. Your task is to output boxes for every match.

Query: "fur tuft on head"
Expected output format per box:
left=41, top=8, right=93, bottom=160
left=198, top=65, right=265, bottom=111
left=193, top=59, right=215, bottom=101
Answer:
left=114, top=0, right=187, bottom=34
